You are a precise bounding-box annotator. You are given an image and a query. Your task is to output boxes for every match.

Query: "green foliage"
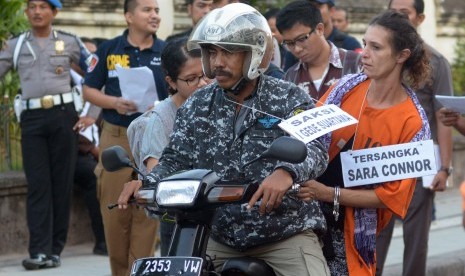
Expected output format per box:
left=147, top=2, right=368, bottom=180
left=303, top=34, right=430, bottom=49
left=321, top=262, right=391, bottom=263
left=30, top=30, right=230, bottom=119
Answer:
left=0, top=0, right=29, bottom=42
left=452, top=25, right=465, bottom=96
left=0, top=0, right=27, bottom=171
left=0, top=0, right=28, bottom=100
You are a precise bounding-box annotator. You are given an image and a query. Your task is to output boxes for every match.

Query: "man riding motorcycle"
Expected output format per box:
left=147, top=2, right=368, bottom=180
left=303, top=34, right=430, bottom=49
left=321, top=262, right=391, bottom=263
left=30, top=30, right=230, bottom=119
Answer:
left=118, top=3, right=330, bottom=275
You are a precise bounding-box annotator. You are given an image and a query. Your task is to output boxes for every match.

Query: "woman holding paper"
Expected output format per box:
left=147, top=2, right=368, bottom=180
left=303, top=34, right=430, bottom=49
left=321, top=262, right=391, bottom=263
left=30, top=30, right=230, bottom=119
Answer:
left=298, top=10, right=431, bottom=276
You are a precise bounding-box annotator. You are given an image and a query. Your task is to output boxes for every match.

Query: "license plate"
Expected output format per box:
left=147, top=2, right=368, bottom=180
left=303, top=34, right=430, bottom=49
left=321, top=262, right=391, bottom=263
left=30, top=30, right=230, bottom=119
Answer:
left=130, top=257, right=203, bottom=276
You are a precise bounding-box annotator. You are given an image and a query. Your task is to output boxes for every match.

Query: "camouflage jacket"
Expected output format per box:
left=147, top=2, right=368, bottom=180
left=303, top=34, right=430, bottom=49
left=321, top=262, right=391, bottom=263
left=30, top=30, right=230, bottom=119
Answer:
left=147, top=75, right=328, bottom=250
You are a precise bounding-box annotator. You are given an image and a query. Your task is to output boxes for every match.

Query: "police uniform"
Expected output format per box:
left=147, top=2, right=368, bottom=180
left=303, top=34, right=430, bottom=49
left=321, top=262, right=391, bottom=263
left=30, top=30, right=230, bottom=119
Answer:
left=84, top=29, right=167, bottom=276
left=0, top=27, right=91, bottom=264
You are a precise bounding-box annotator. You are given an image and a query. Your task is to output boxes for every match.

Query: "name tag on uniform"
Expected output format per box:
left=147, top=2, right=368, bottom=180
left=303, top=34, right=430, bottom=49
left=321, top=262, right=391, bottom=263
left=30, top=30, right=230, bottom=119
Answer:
left=340, top=140, right=436, bottom=187
left=278, top=104, right=358, bottom=143
left=55, top=40, right=65, bottom=54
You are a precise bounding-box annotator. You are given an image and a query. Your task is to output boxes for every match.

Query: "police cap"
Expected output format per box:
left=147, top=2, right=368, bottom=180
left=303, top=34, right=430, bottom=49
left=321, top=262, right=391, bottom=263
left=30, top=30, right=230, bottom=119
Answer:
left=29, top=0, right=62, bottom=9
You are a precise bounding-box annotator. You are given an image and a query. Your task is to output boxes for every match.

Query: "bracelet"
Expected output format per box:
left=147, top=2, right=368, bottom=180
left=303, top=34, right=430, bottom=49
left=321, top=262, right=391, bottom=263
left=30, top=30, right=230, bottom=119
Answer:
left=439, top=166, right=453, bottom=177
left=333, top=186, right=340, bottom=221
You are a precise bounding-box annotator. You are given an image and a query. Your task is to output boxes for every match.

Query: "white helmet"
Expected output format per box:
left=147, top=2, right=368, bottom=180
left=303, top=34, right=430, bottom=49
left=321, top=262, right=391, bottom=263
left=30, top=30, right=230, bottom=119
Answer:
left=187, top=3, right=273, bottom=81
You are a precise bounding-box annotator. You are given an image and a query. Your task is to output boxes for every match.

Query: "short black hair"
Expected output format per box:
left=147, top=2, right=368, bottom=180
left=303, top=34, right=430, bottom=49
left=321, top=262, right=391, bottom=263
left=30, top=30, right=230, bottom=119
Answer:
left=124, top=0, right=138, bottom=13
left=92, top=37, right=108, bottom=48
left=334, top=6, right=348, bottom=20
left=413, top=0, right=425, bottom=14
left=388, top=0, right=424, bottom=14
left=263, top=8, right=280, bottom=20
left=276, top=0, right=322, bottom=34
left=81, top=37, right=96, bottom=45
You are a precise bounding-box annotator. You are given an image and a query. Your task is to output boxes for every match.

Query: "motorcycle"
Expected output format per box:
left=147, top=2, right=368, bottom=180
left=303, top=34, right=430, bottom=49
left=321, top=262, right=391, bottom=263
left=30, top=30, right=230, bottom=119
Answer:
left=102, top=136, right=307, bottom=276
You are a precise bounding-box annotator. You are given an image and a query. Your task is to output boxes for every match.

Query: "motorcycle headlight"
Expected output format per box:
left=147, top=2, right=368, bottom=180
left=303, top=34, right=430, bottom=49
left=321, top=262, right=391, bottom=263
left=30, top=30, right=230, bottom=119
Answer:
left=156, top=180, right=202, bottom=207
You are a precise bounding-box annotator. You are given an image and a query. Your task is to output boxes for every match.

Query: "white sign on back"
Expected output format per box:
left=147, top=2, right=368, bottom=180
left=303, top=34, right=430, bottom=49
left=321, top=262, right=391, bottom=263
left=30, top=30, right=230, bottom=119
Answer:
left=278, top=104, right=358, bottom=143
left=340, top=140, right=436, bottom=187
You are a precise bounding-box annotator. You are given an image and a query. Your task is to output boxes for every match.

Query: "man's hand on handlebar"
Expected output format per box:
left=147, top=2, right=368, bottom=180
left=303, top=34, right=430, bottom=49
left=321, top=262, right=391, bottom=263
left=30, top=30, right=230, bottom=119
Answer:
left=117, top=180, right=143, bottom=209
left=247, top=168, right=293, bottom=215
left=298, top=180, right=320, bottom=202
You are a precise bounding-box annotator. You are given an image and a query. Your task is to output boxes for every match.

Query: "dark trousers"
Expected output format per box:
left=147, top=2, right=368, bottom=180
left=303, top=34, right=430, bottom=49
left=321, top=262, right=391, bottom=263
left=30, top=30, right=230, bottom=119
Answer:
left=20, top=103, right=78, bottom=257
left=376, top=180, right=434, bottom=276
left=74, top=153, right=105, bottom=245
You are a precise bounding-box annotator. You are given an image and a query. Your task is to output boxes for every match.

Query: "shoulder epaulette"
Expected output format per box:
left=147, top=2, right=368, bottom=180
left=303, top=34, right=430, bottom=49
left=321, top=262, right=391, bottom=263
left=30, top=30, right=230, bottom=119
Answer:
left=10, top=30, right=30, bottom=40
left=55, top=29, right=78, bottom=38
left=10, top=33, right=21, bottom=39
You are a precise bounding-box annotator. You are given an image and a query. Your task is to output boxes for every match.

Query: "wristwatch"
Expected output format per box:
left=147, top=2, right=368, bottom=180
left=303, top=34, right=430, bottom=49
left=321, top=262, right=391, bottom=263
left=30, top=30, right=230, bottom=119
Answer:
left=439, top=166, right=453, bottom=176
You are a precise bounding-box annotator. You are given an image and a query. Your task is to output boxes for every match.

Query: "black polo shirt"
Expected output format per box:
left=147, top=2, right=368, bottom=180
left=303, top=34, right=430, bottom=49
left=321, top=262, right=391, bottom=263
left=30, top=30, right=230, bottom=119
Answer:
left=84, top=29, right=168, bottom=127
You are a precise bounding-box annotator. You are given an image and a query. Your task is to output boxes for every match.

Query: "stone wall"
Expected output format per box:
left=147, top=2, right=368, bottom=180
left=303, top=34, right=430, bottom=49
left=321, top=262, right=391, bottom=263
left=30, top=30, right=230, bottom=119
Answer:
left=54, top=1, right=175, bottom=43
left=0, top=172, right=93, bottom=256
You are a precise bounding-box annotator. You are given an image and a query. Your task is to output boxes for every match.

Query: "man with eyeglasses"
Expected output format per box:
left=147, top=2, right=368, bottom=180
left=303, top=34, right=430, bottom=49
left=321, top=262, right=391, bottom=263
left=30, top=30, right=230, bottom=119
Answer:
left=166, top=0, right=213, bottom=43
left=282, top=0, right=362, bottom=71
left=277, top=0, right=361, bottom=102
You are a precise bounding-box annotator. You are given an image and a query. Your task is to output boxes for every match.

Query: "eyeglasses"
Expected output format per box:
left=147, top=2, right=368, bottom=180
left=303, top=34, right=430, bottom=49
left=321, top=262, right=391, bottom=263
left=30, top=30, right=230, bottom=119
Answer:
left=178, top=74, right=209, bottom=86
left=281, top=29, right=316, bottom=51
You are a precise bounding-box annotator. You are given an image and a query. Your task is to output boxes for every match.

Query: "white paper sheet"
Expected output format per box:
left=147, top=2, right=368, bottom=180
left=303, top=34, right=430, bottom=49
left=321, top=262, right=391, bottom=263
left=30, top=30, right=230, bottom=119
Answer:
left=116, top=64, right=158, bottom=114
left=435, top=95, right=465, bottom=114
left=79, top=102, right=99, bottom=146
left=278, top=104, right=358, bottom=144
left=421, top=144, right=449, bottom=188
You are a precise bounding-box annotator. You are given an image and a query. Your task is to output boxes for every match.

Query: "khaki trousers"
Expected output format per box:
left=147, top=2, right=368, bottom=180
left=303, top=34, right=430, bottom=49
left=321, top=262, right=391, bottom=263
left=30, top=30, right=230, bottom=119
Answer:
left=96, top=121, right=159, bottom=276
left=207, top=230, right=330, bottom=276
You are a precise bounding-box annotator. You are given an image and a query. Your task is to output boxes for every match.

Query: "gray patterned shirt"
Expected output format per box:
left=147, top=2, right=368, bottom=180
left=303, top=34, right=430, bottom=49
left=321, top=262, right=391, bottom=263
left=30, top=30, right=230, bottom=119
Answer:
left=147, top=75, right=328, bottom=250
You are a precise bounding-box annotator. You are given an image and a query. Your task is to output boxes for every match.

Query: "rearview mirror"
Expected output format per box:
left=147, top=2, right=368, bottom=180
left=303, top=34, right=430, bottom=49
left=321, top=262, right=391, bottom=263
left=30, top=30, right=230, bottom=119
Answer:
left=260, top=136, right=307, bottom=164
left=242, top=136, right=307, bottom=168
left=101, top=145, right=132, bottom=172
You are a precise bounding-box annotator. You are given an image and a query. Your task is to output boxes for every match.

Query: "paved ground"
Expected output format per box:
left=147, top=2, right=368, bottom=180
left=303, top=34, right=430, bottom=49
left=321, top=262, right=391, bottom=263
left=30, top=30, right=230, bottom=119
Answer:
left=382, top=183, right=465, bottom=276
left=0, top=184, right=463, bottom=276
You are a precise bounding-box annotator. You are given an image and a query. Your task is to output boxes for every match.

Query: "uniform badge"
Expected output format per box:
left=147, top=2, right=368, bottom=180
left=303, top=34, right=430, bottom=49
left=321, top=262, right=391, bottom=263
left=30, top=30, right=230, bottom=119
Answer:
left=293, top=108, right=305, bottom=116
left=87, top=54, right=99, bottom=73
left=258, top=116, right=280, bottom=129
left=55, top=40, right=65, bottom=54
left=55, top=66, right=64, bottom=75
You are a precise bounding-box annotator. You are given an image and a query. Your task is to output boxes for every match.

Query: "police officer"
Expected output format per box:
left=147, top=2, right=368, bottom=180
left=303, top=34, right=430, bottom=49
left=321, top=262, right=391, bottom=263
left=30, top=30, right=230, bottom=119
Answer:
left=83, top=0, right=167, bottom=275
left=0, top=0, right=92, bottom=270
